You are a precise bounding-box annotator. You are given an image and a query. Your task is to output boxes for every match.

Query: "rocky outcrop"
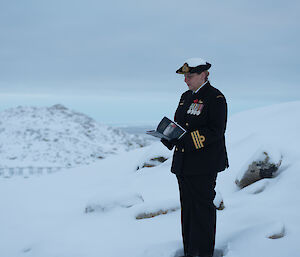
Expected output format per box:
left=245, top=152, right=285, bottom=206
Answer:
left=235, top=152, right=282, bottom=189
left=214, top=190, right=225, bottom=210
left=266, top=222, right=286, bottom=239
left=136, top=156, right=168, bottom=170
left=135, top=207, right=180, bottom=219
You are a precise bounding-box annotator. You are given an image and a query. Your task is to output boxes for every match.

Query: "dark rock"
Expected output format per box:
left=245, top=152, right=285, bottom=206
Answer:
left=136, top=207, right=179, bottom=219
left=236, top=152, right=282, bottom=189
left=136, top=156, right=168, bottom=170
left=267, top=224, right=285, bottom=239
left=216, top=200, right=225, bottom=210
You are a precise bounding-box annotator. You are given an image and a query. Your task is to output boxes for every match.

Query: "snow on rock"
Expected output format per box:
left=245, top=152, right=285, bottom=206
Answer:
left=136, top=142, right=172, bottom=170
left=265, top=221, right=286, bottom=239
left=218, top=101, right=300, bottom=196
left=0, top=104, right=149, bottom=168
left=214, top=190, right=225, bottom=210
left=85, top=193, right=144, bottom=214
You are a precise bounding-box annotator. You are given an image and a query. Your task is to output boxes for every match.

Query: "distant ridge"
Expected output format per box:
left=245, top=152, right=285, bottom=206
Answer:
left=0, top=104, right=149, bottom=168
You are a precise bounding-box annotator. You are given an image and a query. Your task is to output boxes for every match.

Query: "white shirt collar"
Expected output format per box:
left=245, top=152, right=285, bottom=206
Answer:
left=193, top=80, right=208, bottom=94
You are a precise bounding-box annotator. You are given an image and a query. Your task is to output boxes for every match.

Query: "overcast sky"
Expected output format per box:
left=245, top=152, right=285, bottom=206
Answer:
left=1, top=0, right=299, bottom=125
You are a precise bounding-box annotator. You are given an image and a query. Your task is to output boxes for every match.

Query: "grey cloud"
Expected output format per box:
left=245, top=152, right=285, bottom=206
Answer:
left=0, top=0, right=299, bottom=96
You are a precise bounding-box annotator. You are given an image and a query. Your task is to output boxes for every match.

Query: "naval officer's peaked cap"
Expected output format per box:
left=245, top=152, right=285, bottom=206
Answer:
left=176, top=58, right=211, bottom=74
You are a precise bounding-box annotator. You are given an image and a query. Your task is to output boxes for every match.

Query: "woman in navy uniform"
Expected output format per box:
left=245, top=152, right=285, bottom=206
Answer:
left=161, top=58, right=229, bottom=257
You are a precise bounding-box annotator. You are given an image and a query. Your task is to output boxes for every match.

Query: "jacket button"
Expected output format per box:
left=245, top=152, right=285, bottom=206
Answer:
left=175, top=147, right=178, bottom=151
left=185, top=122, right=189, bottom=126
left=182, top=148, right=184, bottom=152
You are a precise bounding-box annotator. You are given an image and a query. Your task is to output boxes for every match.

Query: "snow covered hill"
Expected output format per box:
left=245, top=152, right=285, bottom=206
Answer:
left=0, top=104, right=149, bottom=168
left=0, top=101, right=300, bottom=257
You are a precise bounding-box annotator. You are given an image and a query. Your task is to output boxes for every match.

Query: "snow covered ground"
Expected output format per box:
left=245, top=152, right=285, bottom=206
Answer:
left=1, top=101, right=300, bottom=257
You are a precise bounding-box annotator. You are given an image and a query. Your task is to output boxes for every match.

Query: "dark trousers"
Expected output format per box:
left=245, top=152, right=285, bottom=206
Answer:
left=176, top=173, right=217, bottom=257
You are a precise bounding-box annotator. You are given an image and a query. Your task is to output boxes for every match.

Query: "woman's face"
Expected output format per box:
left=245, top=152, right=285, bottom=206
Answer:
left=184, top=72, right=206, bottom=92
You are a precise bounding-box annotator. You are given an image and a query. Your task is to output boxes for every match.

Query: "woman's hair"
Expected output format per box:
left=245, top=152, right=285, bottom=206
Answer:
left=203, top=70, right=209, bottom=81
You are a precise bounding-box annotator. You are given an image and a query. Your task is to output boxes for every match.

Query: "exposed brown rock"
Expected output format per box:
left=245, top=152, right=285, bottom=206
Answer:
left=216, top=200, right=225, bottom=210
left=236, top=152, right=282, bottom=189
left=136, top=207, right=179, bottom=219
left=136, top=156, right=168, bottom=170
left=268, top=225, right=285, bottom=239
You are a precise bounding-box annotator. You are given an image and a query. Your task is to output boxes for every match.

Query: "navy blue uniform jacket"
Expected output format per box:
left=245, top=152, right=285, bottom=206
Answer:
left=162, top=82, right=229, bottom=175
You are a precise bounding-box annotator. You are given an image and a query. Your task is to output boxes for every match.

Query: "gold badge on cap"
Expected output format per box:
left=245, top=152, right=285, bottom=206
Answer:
left=182, top=63, right=189, bottom=73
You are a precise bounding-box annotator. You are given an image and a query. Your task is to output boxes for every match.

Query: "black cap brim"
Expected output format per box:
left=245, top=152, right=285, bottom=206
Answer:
left=176, top=62, right=211, bottom=74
